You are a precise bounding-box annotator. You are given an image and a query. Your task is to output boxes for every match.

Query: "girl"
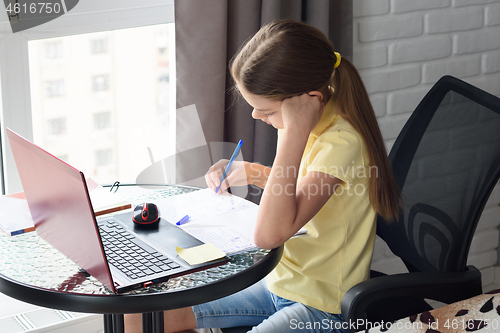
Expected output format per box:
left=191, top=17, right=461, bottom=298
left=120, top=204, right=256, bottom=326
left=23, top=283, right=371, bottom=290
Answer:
left=126, top=19, right=401, bottom=333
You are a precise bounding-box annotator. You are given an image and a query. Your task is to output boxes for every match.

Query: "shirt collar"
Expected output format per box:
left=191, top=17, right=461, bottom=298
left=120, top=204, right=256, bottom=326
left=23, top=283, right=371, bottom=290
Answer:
left=311, top=97, right=338, bottom=137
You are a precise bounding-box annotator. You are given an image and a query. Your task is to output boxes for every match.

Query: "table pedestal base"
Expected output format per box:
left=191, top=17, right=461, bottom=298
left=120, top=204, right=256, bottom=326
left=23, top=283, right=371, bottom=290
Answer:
left=104, top=312, right=164, bottom=333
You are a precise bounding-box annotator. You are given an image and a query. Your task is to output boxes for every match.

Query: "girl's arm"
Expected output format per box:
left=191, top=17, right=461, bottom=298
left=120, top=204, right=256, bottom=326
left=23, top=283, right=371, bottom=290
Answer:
left=254, top=93, right=342, bottom=249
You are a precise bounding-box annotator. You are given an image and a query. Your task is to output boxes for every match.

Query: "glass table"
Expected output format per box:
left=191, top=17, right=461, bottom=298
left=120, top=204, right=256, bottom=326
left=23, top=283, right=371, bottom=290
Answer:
left=0, top=184, right=283, bottom=333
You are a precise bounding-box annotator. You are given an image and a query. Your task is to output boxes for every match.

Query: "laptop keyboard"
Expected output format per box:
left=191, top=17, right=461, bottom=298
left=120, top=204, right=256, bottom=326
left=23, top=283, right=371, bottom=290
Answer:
left=98, top=219, right=181, bottom=280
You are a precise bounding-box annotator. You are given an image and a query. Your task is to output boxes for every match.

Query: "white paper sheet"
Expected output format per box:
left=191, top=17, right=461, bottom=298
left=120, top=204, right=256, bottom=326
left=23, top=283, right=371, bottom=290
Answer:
left=153, top=189, right=259, bottom=254
left=153, top=189, right=307, bottom=254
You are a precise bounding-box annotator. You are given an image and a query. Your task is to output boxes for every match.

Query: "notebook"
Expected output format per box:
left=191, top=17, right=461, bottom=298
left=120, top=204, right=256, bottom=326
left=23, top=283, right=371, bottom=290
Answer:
left=6, top=128, right=229, bottom=293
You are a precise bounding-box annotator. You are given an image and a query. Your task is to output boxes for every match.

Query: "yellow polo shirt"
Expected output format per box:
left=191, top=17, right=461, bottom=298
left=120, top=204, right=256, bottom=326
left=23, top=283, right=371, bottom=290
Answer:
left=266, top=98, right=376, bottom=314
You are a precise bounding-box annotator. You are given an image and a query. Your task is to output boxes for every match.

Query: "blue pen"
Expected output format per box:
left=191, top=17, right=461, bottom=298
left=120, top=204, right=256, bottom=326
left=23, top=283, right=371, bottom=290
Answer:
left=215, top=140, right=243, bottom=193
left=176, top=215, right=191, bottom=226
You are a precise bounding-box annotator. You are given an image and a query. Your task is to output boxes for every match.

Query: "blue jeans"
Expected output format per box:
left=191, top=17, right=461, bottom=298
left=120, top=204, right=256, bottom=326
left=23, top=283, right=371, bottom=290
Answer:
left=192, top=279, right=349, bottom=332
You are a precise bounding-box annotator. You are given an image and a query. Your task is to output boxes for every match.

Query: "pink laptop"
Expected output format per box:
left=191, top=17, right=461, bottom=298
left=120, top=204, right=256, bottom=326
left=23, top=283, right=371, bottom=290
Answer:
left=7, top=128, right=229, bottom=293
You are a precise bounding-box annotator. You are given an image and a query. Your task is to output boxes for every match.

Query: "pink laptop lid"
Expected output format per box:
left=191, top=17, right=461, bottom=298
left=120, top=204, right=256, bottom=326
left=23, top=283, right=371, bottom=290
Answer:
left=7, top=128, right=114, bottom=292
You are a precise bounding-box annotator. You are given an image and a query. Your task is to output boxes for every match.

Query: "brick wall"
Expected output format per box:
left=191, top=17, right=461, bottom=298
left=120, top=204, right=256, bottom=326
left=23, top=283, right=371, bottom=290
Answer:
left=352, top=0, right=500, bottom=287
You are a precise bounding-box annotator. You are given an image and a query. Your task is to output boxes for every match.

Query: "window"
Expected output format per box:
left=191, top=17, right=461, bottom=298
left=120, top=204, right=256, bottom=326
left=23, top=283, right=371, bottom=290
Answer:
left=91, top=38, right=108, bottom=54
left=47, top=118, right=66, bottom=135
left=94, top=112, right=112, bottom=130
left=28, top=24, right=175, bottom=186
left=92, top=74, right=110, bottom=92
left=44, top=41, right=63, bottom=59
left=45, top=80, right=65, bottom=98
left=1, top=0, right=175, bottom=193
left=159, top=74, right=170, bottom=83
left=0, top=0, right=175, bottom=320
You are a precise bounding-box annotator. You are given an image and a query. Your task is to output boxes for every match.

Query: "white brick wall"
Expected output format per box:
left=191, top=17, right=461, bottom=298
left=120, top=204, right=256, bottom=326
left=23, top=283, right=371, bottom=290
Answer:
left=353, top=0, right=500, bottom=284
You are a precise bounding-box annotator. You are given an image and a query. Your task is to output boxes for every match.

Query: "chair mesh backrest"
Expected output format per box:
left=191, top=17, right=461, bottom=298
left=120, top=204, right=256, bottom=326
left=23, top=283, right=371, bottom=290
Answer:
left=377, top=76, right=500, bottom=273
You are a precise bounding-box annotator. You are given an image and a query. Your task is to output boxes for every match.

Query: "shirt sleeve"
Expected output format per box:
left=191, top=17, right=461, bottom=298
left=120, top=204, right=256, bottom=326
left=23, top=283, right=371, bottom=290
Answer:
left=305, top=126, right=366, bottom=189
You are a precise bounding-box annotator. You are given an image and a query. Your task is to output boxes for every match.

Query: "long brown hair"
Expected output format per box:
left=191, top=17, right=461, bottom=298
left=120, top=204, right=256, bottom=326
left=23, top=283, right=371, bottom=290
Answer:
left=231, top=20, right=401, bottom=222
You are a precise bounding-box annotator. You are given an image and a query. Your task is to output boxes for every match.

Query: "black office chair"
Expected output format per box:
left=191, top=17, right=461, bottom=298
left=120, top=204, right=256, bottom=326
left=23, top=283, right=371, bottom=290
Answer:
left=341, top=75, right=500, bottom=332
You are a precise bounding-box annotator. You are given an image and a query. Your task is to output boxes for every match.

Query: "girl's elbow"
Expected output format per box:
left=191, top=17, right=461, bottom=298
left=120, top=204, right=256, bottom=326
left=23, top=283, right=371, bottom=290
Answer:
left=254, top=238, right=275, bottom=250
left=254, top=231, right=285, bottom=250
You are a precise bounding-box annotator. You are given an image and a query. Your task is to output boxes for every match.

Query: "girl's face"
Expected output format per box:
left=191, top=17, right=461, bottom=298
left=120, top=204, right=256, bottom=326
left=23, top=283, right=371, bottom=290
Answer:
left=237, top=84, right=284, bottom=129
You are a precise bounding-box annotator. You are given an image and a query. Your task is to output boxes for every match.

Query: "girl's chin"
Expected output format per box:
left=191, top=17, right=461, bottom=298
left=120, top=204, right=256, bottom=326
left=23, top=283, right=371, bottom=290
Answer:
left=262, top=120, right=283, bottom=129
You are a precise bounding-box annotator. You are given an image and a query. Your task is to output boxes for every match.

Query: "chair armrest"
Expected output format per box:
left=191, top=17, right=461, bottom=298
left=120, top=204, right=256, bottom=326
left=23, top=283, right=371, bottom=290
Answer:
left=341, top=265, right=482, bottom=327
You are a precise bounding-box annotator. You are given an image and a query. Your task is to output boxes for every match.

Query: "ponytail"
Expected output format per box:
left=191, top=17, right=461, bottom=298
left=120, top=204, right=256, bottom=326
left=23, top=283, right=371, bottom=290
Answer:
left=332, top=57, right=401, bottom=222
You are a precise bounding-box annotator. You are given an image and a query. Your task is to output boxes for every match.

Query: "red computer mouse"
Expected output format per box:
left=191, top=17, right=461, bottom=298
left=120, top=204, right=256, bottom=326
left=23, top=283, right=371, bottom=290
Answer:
left=132, top=203, right=160, bottom=225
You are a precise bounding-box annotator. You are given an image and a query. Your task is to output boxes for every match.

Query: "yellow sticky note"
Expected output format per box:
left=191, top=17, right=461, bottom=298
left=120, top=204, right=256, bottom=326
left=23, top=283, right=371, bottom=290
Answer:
left=176, top=243, right=226, bottom=266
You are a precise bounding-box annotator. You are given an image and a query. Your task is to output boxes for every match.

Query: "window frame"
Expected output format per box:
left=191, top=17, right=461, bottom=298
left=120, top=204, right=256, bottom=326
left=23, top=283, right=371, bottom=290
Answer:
left=0, top=0, right=175, bottom=194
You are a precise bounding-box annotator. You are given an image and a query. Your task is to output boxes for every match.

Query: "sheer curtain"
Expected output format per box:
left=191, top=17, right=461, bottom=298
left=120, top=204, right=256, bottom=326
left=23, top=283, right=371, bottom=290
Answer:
left=175, top=0, right=352, bottom=201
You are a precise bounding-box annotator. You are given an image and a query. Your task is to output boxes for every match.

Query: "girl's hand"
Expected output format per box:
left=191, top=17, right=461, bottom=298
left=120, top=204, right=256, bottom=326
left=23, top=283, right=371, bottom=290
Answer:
left=281, top=92, right=324, bottom=136
left=205, top=159, right=249, bottom=193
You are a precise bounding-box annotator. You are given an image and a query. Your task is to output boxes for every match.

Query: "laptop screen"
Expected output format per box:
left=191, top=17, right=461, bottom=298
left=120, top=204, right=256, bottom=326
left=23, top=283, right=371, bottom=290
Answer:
left=7, top=128, right=114, bottom=291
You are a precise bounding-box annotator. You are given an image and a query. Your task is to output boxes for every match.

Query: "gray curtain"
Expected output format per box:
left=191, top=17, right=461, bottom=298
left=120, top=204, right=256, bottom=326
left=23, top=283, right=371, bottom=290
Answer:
left=175, top=0, right=352, bottom=200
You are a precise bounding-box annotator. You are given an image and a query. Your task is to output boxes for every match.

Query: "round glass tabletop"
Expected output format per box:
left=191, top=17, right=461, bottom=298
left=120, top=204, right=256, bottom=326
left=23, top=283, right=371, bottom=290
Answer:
left=0, top=185, right=282, bottom=314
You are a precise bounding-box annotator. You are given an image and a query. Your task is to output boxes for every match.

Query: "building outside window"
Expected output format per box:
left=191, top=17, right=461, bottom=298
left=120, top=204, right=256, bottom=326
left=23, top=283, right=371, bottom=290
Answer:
left=91, top=38, right=108, bottom=54
left=92, top=74, right=110, bottom=92
left=28, top=23, right=175, bottom=185
left=44, top=79, right=65, bottom=98
left=94, top=111, right=112, bottom=130
left=47, top=118, right=66, bottom=135
left=44, top=40, right=63, bottom=59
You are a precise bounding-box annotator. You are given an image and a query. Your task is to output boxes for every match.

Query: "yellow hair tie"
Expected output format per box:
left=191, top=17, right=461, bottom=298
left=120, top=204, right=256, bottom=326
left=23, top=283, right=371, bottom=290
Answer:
left=334, top=52, right=341, bottom=68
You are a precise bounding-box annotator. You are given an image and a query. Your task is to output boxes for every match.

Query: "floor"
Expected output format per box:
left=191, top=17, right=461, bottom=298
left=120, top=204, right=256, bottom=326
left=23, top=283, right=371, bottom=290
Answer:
left=0, top=293, right=41, bottom=318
